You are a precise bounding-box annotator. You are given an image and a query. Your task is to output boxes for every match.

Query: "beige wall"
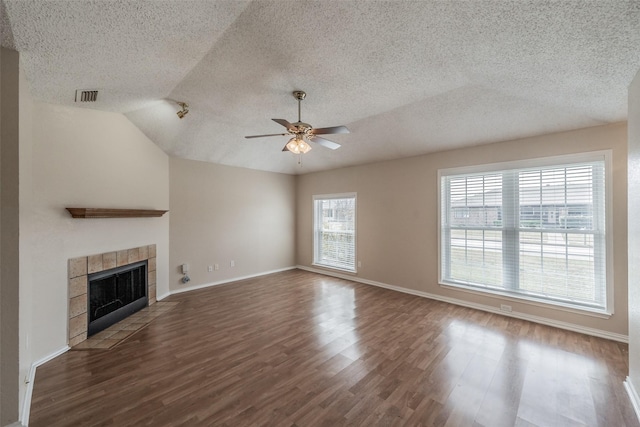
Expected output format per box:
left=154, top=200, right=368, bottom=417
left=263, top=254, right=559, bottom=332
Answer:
left=297, top=123, right=628, bottom=337
left=628, top=69, right=640, bottom=396
left=20, top=102, right=170, bottom=380
left=18, top=58, right=34, bottom=423
left=169, top=157, right=295, bottom=292
left=1, top=46, right=20, bottom=426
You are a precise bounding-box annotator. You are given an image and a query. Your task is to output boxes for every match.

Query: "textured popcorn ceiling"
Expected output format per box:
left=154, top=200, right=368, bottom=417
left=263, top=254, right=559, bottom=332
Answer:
left=2, top=1, right=640, bottom=174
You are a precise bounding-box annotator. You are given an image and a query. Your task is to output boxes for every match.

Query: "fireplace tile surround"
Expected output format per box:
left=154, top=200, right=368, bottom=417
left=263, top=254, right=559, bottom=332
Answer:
left=68, top=244, right=157, bottom=347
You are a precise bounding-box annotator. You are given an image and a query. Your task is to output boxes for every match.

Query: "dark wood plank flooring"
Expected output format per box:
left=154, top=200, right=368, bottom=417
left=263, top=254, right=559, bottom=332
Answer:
left=30, top=269, right=638, bottom=426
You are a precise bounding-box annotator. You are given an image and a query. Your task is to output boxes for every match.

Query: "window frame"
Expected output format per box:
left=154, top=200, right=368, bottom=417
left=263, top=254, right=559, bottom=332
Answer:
left=438, top=151, right=614, bottom=316
left=313, top=193, right=357, bottom=273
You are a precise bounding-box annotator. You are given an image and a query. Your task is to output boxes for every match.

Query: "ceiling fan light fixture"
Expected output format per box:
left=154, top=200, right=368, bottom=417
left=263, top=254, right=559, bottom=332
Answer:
left=298, top=139, right=312, bottom=154
left=285, top=138, right=298, bottom=153
left=286, top=136, right=312, bottom=154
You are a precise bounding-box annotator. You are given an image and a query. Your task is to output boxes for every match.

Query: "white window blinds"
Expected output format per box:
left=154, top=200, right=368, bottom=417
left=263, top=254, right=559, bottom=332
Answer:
left=440, top=153, right=610, bottom=313
left=313, top=194, right=356, bottom=272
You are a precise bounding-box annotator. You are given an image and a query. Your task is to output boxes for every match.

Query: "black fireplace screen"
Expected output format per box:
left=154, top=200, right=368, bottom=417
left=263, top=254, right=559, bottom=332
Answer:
left=88, top=260, right=148, bottom=335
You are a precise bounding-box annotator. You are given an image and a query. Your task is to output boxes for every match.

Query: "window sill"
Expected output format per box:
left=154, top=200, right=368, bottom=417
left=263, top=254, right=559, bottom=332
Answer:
left=312, top=263, right=357, bottom=275
left=439, top=281, right=612, bottom=319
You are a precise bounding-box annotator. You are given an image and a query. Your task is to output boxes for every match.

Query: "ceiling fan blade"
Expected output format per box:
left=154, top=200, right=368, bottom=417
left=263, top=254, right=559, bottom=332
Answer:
left=311, top=125, right=350, bottom=135
left=272, top=118, right=296, bottom=131
left=310, top=136, right=341, bottom=150
left=244, top=133, right=288, bottom=139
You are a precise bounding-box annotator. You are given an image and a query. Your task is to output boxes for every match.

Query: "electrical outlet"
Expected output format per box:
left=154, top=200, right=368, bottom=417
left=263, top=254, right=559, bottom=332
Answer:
left=357, top=261, right=362, bottom=268
left=208, top=266, right=213, bottom=272
left=214, top=264, right=219, bottom=271
left=230, top=260, right=235, bottom=267
left=500, top=304, right=512, bottom=312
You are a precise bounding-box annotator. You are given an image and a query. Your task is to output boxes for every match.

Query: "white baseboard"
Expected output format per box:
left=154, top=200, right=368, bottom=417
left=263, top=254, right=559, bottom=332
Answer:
left=625, top=377, right=640, bottom=423
left=165, top=266, right=297, bottom=297
left=297, top=265, right=628, bottom=343
left=156, top=290, right=171, bottom=301
left=21, top=346, right=69, bottom=426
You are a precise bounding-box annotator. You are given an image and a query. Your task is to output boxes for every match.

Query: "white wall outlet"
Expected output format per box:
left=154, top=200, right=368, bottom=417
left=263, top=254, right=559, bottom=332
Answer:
left=357, top=261, right=362, bottom=268
left=230, top=260, right=235, bottom=267
left=500, top=304, right=512, bottom=312
left=214, top=264, right=219, bottom=271
left=208, top=266, right=213, bottom=272
left=181, top=263, right=189, bottom=274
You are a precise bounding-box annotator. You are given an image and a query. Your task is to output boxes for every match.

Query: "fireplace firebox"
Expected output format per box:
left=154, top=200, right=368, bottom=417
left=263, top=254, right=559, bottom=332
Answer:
left=88, top=260, right=148, bottom=336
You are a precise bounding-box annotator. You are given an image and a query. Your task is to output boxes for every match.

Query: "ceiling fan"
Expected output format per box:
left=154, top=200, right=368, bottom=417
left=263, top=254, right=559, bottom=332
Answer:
left=245, top=91, right=349, bottom=154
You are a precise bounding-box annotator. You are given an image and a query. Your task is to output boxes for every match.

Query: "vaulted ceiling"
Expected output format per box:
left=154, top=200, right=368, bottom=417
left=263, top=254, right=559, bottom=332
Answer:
left=2, top=1, right=640, bottom=174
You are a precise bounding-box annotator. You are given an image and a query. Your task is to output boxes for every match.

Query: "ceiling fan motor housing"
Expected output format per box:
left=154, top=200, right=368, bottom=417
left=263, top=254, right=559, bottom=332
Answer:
left=293, top=122, right=312, bottom=133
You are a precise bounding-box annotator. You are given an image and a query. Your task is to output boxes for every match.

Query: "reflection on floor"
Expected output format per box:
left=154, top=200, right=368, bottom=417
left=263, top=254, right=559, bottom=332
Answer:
left=72, top=301, right=180, bottom=350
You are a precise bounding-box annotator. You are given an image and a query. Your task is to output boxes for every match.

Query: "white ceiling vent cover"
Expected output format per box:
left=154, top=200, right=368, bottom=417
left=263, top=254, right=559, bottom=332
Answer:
left=75, top=90, right=98, bottom=102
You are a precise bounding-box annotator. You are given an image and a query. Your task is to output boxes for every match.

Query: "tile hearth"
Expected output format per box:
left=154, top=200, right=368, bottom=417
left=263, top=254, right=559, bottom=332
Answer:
left=71, top=301, right=179, bottom=350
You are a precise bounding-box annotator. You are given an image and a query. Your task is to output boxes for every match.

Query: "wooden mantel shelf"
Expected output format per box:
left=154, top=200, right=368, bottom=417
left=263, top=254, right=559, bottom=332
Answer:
left=66, top=208, right=168, bottom=218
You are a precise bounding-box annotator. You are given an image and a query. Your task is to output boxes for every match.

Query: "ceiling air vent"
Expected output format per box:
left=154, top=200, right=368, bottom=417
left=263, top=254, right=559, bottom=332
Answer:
left=75, top=89, right=98, bottom=102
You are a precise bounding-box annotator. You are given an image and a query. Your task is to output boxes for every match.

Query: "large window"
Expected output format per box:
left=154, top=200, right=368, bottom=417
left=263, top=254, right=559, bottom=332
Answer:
left=439, top=152, right=612, bottom=314
left=313, top=194, right=356, bottom=272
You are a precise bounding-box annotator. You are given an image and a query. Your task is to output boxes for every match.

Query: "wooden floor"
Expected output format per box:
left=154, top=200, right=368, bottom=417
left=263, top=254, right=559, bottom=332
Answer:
left=30, top=269, right=638, bottom=426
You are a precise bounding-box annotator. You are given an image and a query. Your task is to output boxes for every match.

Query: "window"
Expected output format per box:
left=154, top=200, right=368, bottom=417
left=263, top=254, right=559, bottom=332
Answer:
left=313, top=194, right=356, bottom=272
left=439, top=151, right=611, bottom=314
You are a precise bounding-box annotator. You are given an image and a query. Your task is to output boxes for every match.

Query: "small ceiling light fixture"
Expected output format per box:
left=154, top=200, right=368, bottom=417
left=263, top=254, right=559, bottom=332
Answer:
left=176, top=101, right=189, bottom=119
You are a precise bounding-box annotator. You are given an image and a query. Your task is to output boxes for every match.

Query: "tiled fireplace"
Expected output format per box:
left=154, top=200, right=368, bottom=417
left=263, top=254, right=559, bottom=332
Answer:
left=67, top=244, right=157, bottom=347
